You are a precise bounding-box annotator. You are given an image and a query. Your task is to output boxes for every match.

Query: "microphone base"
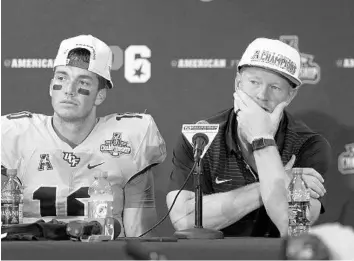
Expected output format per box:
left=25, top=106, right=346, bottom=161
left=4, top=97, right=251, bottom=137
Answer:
left=174, top=227, right=224, bottom=239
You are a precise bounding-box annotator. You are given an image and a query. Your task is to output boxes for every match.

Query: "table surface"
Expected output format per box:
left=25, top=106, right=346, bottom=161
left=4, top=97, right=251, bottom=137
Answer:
left=1, top=237, right=285, bottom=260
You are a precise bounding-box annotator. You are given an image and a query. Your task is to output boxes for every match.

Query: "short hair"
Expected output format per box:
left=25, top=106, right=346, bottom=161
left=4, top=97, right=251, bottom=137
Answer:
left=67, top=48, right=109, bottom=90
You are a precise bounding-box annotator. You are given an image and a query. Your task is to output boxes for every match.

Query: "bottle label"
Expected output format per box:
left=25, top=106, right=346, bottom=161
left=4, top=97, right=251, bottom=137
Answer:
left=288, top=201, right=310, bottom=226
left=88, top=201, right=113, bottom=219
left=287, top=189, right=310, bottom=202
left=1, top=203, right=20, bottom=225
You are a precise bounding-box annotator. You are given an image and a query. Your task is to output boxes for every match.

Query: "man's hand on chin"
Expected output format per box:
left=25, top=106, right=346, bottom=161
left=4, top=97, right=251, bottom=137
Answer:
left=233, top=89, right=288, bottom=143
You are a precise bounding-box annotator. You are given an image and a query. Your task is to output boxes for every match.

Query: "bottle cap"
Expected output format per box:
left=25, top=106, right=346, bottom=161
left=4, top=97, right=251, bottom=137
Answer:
left=293, top=168, right=303, bottom=175
left=93, top=171, right=108, bottom=179
left=100, top=171, right=108, bottom=179
left=6, top=169, right=17, bottom=177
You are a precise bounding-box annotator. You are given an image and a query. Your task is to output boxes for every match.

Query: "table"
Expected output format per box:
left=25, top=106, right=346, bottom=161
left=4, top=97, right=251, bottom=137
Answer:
left=1, top=237, right=284, bottom=260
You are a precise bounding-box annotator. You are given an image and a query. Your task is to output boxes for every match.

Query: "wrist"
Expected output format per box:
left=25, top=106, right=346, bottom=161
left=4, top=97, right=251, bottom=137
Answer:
left=251, top=135, right=274, bottom=141
left=251, top=137, right=277, bottom=152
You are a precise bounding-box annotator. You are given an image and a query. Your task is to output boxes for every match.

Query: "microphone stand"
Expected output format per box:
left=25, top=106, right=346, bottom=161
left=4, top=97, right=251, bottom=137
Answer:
left=174, top=157, right=224, bottom=239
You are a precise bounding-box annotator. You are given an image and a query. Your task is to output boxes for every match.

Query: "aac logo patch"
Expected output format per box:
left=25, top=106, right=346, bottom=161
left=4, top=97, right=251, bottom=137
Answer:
left=338, top=143, right=354, bottom=175
left=38, top=154, right=53, bottom=171
left=100, top=132, right=131, bottom=157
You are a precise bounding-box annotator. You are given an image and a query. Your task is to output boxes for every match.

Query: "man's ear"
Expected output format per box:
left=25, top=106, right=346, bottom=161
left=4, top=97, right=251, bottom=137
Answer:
left=287, top=87, right=299, bottom=104
left=234, top=72, right=242, bottom=91
left=49, top=79, right=53, bottom=97
left=95, top=88, right=107, bottom=106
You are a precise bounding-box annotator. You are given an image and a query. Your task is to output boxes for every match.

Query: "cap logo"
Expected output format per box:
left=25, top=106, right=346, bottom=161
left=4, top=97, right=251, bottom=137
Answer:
left=66, top=57, right=89, bottom=70
left=250, top=50, right=297, bottom=75
left=75, top=44, right=96, bottom=60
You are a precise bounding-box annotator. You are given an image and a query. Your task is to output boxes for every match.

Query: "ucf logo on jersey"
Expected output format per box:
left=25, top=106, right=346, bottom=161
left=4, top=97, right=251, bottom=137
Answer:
left=63, top=152, right=81, bottom=167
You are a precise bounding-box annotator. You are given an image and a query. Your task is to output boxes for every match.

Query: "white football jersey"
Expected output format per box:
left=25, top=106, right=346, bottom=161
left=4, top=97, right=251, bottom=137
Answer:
left=1, top=111, right=166, bottom=226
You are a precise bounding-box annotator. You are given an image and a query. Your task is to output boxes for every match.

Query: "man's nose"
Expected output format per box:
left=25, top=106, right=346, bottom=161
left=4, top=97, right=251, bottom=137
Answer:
left=256, top=84, right=269, bottom=101
left=64, top=81, right=77, bottom=96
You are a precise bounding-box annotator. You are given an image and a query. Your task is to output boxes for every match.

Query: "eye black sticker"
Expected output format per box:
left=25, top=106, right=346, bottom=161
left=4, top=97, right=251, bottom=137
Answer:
left=53, top=84, right=62, bottom=90
left=78, top=88, right=90, bottom=96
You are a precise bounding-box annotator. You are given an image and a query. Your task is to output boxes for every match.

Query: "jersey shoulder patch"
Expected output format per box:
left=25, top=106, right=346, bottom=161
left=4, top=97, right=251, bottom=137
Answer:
left=2, top=112, right=49, bottom=134
left=100, top=112, right=153, bottom=126
left=115, top=112, right=146, bottom=121
left=5, top=111, right=33, bottom=120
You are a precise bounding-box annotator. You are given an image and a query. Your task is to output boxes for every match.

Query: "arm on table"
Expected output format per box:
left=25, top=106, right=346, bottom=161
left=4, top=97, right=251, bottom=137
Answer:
left=167, top=183, right=262, bottom=231
left=166, top=134, right=262, bottom=231
left=253, top=145, right=289, bottom=237
left=123, top=168, right=158, bottom=237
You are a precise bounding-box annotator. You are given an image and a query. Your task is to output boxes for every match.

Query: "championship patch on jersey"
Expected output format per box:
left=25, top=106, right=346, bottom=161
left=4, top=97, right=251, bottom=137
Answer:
left=38, top=154, right=53, bottom=171
left=63, top=152, right=81, bottom=167
left=100, top=132, right=131, bottom=157
left=338, top=143, right=354, bottom=175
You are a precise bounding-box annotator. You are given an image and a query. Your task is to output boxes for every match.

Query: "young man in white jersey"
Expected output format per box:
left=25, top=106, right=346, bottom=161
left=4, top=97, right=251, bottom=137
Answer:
left=1, top=35, right=167, bottom=237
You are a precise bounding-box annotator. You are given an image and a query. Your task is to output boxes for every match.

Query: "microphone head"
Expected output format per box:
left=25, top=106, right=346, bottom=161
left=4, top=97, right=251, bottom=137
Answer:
left=192, top=133, right=209, bottom=146
left=196, top=120, right=209, bottom=124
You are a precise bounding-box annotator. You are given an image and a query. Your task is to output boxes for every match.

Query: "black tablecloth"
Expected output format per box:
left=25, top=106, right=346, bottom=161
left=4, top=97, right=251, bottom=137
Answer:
left=1, top=237, right=284, bottom=260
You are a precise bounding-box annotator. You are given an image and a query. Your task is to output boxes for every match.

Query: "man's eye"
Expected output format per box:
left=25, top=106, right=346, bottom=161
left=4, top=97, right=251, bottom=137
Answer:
left=271, top=85, right=280, bottom=90
left=55, top=76, right=65, bottom=81
left=250, top=80, right=259, bottom=85
left=79, top=80, right=90, bottom=86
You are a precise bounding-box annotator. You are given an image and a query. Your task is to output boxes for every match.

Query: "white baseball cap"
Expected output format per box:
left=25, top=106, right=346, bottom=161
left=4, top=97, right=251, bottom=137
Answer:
left=238, top=38, right=302, bottom=87
left=53, top=34, right=113, bottom=89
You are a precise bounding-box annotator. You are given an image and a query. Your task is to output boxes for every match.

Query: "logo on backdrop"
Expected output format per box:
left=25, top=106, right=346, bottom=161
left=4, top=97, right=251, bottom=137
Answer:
left=170, top=35, right=321, bottom=85
left=338, top=143, right=354, bottom=175
left=336, top=58, right=354, bottom=68
left=2, top=45, right=151, bottom=83
left=279, top=35, right=320, bottom=85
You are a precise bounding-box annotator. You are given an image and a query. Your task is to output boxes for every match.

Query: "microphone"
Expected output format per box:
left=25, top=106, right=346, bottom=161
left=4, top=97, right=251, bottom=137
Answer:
left=192, top=133, right=209, bottom=161
left=192, top=120, right=209, bottom=161
left=182, top=120, right=219, bottom=162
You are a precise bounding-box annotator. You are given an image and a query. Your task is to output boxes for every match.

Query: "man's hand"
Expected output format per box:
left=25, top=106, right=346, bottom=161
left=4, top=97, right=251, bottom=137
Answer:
left=284, top=155, right=326, bottom=199
left=233, top=90, right=288, bottom=143
left=297, top=168, right=326, bottom=199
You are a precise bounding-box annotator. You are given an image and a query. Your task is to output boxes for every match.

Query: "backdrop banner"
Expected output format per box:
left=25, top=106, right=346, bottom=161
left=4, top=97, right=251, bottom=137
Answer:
left=2, top=0, right=353, bottom=236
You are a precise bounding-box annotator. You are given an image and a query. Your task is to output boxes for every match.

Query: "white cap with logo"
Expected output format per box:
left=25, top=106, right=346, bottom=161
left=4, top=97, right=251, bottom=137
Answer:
left=238, top=38, right=302, bottom=87
left=53, top=34, right=114, bottom=89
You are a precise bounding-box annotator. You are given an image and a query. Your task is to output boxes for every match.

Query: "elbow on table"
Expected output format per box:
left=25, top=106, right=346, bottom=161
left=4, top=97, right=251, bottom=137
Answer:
left=166, top=190, right=195, bottom=232
left=171, top=216, right=194, bottom=231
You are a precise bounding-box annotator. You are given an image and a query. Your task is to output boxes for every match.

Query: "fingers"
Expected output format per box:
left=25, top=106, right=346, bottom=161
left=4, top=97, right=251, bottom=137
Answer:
left=302, top=175, right=326, bottom=198
left=299, top=168, right=325, bottom=183
left=233, top=91, right=247, bottom=112
left=236, top=89, right=260, bottom=111
left=271, top=100, right=288, bottom=121
left=310, top=190, right=321, bottom=199
left=284, top=154, right=296, bottom=171
left=288, top=167, right=326, bottom=198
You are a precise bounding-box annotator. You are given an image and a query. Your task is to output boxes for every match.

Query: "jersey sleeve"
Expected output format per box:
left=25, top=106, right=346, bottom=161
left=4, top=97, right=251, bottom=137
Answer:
left=124, top=168, right=155, bottom=208
left=1, top=112, right=34, bottom=169
left=133, top=114, right=167, bottom=176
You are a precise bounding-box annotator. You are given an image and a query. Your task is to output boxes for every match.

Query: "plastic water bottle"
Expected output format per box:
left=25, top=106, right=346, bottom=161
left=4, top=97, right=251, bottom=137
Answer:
left=288, top=168, right=310, bottom=237
left=88, top=171, right=113, bottom=219
left=1, top=169, right=23, bottom=226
